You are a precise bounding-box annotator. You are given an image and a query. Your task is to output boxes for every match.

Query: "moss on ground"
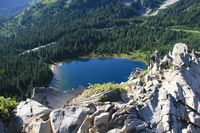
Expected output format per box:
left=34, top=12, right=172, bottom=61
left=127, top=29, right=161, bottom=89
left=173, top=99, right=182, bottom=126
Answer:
left=83, top=83, right=127, bottom=98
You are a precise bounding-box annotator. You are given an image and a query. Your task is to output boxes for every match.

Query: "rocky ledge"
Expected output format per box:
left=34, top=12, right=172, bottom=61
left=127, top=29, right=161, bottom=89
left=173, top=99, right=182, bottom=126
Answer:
left=10, top=43, right=200, bottom=133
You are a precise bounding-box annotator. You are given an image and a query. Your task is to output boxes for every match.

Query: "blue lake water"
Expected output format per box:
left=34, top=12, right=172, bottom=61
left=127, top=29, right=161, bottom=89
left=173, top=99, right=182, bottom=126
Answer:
left=50, top=58, right=147, bottom=91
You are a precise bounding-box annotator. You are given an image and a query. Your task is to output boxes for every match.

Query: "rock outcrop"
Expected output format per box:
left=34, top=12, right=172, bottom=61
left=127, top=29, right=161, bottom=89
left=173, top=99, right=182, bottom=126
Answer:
left=13, top=99, right=51, bottom=132
left=50, top=105, right=94, bottom=133
left=12, top=43, right=200, bottom=133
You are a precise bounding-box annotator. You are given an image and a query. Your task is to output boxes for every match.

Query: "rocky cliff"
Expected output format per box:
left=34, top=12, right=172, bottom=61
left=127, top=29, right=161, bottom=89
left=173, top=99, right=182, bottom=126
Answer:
left=12, top=43, right=200, bottom=133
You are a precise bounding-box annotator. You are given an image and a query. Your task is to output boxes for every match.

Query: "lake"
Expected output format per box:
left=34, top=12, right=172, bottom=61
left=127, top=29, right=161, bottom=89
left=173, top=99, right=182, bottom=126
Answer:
left=50, top=58, right=147, bottom=91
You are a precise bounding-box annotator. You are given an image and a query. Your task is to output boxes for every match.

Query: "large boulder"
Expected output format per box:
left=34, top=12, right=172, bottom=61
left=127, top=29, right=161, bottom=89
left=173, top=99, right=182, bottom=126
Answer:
left=172, top=43, right=190, bottom=66
left=50, top=106, right=92, bottom=133
left=93, top=112, right=110, bottom=133
left=172, top=43, right=188, bottom=57
left=15, top=99, right=51, bottom=123
left=120, top=119, right=148, bottom=132
left=25, top=120, right=52, bottom=133
left=77, top=115, right=93, bottom=133
left=14, top=99, right=51, bottom=132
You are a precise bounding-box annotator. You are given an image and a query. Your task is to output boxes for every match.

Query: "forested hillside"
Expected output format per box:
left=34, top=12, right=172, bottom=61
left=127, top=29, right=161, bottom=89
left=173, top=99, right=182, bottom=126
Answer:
left=0, top=0, right=200, bottom=100
left=0, top=17, right=5, bottom=26
left=149, top=0, right=200, bottom=28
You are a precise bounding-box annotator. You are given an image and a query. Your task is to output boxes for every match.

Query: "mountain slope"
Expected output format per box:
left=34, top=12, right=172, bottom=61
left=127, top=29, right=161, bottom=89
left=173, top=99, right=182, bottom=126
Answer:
left=0, top=0, right=31, bottom=18
left=0, top=0, right=192, bottom=53
left=0, top=0, right=147, bottom=99
left=0, top=0, right=200, bottom=100
left=148, top=0, right=200, bottom=28
left=13, top=43, right=200, bottom=133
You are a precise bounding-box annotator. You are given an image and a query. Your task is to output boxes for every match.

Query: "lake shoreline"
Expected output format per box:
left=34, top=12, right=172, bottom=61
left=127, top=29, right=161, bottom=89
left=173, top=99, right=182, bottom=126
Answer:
left=80, top=52, right=149, bottom=65
left=49, top=56, right=147, bottom=91
left=49, top=52, right=149, bottom=92
left=50, top=51, right=149, bottom=73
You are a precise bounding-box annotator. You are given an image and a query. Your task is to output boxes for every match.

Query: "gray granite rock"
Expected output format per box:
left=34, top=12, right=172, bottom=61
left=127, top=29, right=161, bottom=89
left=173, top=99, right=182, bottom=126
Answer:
left=13, top=99, right=51, bottom=132
left=50, top=106, right=91, bottom=133
left=25, top=120, right=52, bottom=133
left=15, top=99, right=51, bottom=125
left=93, top=112, right=110, bottom=132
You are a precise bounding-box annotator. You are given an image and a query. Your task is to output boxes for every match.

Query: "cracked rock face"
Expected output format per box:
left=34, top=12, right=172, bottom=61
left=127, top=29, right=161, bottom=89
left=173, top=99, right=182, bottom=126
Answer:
left=135, top=43, right=200, bottom=132
left=12, top=43, right=200, bottom=133
left=50, top=106, right=93, bottom=133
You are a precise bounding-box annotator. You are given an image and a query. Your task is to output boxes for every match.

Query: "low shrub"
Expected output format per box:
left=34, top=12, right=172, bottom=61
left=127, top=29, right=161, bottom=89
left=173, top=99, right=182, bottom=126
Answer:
left=0, top=96, right=18, bottom=121
left=84, top=83, right=127, bottom=97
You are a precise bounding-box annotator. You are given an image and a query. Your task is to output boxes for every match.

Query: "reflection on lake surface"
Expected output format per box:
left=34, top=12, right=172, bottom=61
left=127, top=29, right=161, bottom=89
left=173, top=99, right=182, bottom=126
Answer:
left=50, top=58, right=147, bottom=91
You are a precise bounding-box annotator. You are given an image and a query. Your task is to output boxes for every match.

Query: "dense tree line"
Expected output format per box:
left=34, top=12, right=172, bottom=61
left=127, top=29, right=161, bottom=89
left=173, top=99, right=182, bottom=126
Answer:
left=0, top=54, right=52, bottom=100
left=0, top=0, right=200, bottom=100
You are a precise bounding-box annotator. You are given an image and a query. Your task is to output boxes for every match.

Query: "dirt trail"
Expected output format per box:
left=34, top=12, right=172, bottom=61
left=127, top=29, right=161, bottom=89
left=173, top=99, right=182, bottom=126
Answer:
left=20, top=42, right=56, bottom=55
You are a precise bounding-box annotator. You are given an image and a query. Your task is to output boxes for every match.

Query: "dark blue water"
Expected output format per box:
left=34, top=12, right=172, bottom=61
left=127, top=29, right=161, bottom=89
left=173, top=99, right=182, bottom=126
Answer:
left=50, top=58, right=146, bottom=91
